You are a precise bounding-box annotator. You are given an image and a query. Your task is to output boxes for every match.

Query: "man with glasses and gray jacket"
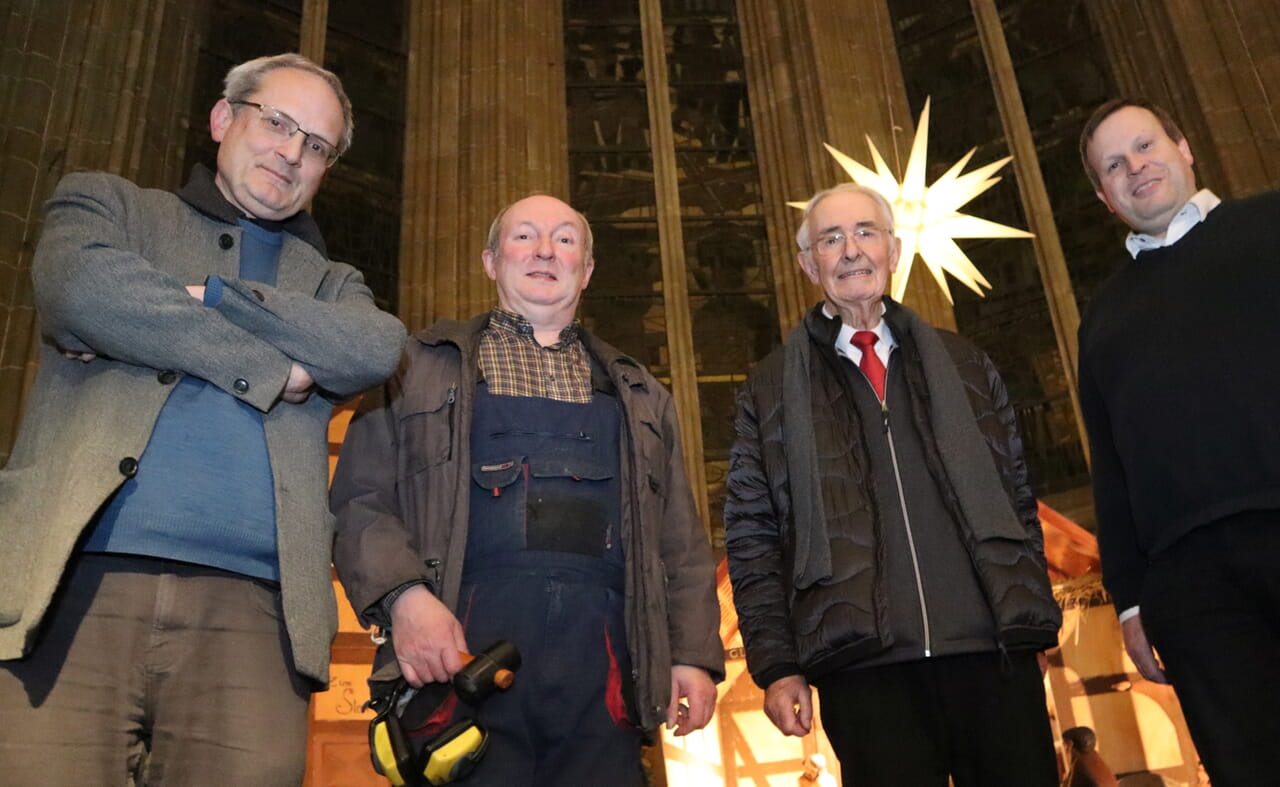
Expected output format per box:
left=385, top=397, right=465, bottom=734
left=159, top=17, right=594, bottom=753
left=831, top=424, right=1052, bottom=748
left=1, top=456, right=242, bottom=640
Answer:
left=0, top=53, right=404, bottom=785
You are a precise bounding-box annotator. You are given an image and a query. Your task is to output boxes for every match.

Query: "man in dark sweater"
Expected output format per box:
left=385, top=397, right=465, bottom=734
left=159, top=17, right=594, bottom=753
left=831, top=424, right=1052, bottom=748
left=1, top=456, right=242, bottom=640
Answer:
left=724, top=184, right=1061, bottom=786
left=1078, top=98, right=1280, bottom=785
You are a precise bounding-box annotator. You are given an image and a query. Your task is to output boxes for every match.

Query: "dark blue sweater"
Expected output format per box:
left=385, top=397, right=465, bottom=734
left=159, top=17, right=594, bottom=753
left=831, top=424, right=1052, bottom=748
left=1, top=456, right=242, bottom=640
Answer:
left=1078, top=190, right=1280, bottom=610
left=84, top=219, right=283, bottom=580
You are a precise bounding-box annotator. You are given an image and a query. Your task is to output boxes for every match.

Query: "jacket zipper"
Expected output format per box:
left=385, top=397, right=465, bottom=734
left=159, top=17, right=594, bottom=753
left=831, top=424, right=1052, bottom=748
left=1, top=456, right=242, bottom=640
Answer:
left=873, top=374, right=933, bottom=658
left=445, top=383, right=457, bottom=460
left=620, top=375, right=652, bottom=708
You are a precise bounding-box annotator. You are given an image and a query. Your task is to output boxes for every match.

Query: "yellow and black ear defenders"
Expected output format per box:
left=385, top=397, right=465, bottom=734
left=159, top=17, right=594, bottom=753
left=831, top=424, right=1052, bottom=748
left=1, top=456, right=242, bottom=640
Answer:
left=419, top=719, right=488, bottom=785
left=368, top=683, right=489, bottom=786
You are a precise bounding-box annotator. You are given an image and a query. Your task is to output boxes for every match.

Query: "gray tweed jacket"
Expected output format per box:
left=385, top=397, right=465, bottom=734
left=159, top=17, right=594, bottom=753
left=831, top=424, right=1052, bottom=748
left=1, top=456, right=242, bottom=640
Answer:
left=0, top=167, right=406, bottom=686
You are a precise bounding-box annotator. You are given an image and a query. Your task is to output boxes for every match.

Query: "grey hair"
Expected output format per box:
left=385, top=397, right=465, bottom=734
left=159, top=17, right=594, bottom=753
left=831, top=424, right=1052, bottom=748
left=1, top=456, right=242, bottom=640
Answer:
left=485, top=194, right=595, bottom=259
left=223, top=53, right=354, bottom=156
left=795, top=183, right=896, bottom=251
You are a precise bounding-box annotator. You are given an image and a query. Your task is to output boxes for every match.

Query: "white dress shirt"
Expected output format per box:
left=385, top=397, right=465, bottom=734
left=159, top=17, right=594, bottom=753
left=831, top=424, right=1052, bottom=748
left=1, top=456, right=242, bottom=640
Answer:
left=824, top=302, right=897, bottom=369
left=1124, top=189, right=1221, bottom=259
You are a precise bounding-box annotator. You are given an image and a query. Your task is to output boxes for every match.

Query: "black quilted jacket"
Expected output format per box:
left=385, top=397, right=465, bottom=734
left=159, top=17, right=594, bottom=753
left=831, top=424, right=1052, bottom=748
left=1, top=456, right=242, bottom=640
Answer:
left=724, top=301, right=1061, bottom=689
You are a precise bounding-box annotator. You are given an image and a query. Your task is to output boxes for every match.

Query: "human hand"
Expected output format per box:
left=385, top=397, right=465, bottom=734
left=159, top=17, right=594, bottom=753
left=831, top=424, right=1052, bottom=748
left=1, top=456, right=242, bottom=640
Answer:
left=666, top=664, right=716, bottom=735
left=63, top=349, right=97, bottom=362
left=388, top=585, right=468, bottom=687
left=185, top=284, right=206, bottom=301
left=763, top=674, right=813, bottom=736
left=280, top=362, right=315, bottom=403
left=1122, top=613, right=1168, bottom=684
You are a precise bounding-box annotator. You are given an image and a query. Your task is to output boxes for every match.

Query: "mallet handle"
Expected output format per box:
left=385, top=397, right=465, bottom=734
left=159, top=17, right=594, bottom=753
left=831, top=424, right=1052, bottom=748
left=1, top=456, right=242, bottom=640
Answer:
left=458, top=650, right=515, bottom=689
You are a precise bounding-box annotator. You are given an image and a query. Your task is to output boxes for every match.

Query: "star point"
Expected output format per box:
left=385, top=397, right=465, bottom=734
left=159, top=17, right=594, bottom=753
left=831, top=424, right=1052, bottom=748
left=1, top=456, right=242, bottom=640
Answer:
left=796, top=97, right=1033, bottom=303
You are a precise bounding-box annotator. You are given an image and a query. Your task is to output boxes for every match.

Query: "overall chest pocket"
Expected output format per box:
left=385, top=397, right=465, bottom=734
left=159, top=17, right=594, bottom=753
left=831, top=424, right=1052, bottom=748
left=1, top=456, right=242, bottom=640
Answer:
left=527, top=456, right=619, bottom=555
left=470, top=455, right=619, bottom=557
left=397, top=383, right=457, bottom=479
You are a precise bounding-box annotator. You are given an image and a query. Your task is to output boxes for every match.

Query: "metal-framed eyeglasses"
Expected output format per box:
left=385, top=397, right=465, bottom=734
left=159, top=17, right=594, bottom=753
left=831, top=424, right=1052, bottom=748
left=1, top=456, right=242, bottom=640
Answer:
left=806, top=226, right=891, bottom=258
left=231, top=101, right=341, bottom=167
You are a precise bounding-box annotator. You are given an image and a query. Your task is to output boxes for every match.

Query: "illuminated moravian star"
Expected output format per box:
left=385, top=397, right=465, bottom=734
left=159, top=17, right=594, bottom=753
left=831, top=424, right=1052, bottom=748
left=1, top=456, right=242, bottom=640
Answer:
left=790, top=98, right=1033, bottom=303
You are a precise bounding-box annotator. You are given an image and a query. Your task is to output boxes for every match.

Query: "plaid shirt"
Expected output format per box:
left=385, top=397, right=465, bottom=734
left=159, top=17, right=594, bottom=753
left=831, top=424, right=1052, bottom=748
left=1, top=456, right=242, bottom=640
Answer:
left=478, top=308, right=593, bottom=403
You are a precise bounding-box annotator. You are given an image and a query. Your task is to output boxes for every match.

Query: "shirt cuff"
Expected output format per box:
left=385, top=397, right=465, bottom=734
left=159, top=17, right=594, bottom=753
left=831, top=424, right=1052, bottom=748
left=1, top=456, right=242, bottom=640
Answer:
left=377, top=580, right=433, bottom=624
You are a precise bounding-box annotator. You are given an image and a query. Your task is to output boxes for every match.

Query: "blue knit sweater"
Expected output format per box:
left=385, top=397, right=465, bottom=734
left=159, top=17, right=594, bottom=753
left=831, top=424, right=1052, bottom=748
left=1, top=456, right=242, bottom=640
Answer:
left=84, top=219, right=283, bottom=580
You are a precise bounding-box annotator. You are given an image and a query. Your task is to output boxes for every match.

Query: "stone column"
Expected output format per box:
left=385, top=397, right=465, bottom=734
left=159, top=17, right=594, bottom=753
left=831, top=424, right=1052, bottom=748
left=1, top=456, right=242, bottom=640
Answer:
left=1086, top=0, right=1280, bottom=197
left=0, top=0, right=205, bottom=463
left=971, top=0, right=1088, bottom=458
left=639, top=0, right=708, bottom=523
left=399, top=1, right=569, bottom=332
left=299, top=0, right=327, bottom=64
left=737, top=0, right=955, bottom=334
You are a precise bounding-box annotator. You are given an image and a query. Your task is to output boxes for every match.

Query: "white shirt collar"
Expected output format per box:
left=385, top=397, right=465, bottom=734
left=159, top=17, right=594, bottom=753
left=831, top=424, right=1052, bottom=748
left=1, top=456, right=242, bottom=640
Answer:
left=823, top=302, right=897, bottom=368
left=1125, top=189, right=1221, bottom=259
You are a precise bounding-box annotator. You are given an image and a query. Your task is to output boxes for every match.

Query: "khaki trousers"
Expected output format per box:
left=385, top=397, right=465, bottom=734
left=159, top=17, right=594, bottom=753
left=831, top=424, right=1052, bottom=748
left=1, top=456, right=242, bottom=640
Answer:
left=0, top=554, right=311, bottom=787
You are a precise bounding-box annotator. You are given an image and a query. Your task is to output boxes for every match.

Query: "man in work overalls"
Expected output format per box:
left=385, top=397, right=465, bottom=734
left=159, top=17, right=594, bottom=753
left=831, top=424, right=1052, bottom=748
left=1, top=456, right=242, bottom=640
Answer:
left=332, top=194, right=724, bottom=785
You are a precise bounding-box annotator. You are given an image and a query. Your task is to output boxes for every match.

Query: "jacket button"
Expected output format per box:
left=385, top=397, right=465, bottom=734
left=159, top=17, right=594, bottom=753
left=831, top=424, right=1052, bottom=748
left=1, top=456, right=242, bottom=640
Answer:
left=252, top=289, right=265, bottom=302
left=118, top=457, right=139, bottom=478
left=219, top=233, right=234, bottom=250
left=157, top=369, right=178, bottom=385
left=233, top=378, right=250, bottom=394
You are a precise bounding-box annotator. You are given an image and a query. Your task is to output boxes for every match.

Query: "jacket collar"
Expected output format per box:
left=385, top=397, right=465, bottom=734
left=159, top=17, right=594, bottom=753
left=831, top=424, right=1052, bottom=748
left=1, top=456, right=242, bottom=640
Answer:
left=804, top=296, right=905, bottom=351
left=415, top=313, right=491, bottom=350
left=414, top=312, right=646, bottom=390
left=176, top=164, right=328, bottom=257
left=802, top=301, right=842, bottom=348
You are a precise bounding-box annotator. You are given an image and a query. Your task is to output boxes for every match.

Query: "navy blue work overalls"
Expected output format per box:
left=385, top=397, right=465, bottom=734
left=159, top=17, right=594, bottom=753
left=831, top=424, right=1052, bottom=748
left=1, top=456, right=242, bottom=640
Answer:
left=453, top=380, right=644, bottom=785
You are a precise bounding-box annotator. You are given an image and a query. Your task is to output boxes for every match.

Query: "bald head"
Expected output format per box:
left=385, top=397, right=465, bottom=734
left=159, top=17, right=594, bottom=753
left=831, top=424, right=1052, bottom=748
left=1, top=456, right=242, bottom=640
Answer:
left=486, top=195, right=594, bottom=260
left=481, top=195, right=596, bottom=339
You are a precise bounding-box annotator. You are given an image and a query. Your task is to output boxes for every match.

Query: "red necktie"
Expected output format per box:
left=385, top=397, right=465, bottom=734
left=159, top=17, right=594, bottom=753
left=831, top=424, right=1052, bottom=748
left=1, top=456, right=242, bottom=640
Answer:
left=851, top=330, right=886, bottom=401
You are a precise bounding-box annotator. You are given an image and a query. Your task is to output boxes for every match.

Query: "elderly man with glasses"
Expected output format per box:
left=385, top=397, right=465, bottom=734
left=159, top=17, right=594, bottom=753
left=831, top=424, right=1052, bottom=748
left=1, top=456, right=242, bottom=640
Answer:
left=724, top=183, right=1061, bottom=786
left=0, top=53, right=405, bottom=785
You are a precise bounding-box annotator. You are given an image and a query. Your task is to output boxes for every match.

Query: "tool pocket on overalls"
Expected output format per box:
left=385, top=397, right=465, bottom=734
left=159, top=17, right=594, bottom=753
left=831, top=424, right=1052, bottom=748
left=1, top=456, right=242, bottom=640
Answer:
left=470, top=457, right=529, bottom=553
left=526, top=456, right=616, bottom=556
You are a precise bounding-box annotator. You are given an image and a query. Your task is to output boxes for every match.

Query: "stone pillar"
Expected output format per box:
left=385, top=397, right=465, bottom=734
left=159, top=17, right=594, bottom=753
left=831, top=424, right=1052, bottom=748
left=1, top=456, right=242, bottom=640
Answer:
left=737, top=0, right=955, bottom=334
left=0, top=0, right=205, bottom=463
left=638, top=0, right=708, bottom=523
left=299, top=0, right=327, bottom=64
left=399, top=1, right=569, bottom=332
left=971, top=0, right=1088, bottom=458
left=1087, top=0, right=1280, bottom=197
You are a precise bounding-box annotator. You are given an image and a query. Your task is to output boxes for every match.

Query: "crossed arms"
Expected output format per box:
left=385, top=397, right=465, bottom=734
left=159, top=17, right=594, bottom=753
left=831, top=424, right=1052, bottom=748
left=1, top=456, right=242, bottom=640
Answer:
left=31, top=172, right=405, bottom=410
